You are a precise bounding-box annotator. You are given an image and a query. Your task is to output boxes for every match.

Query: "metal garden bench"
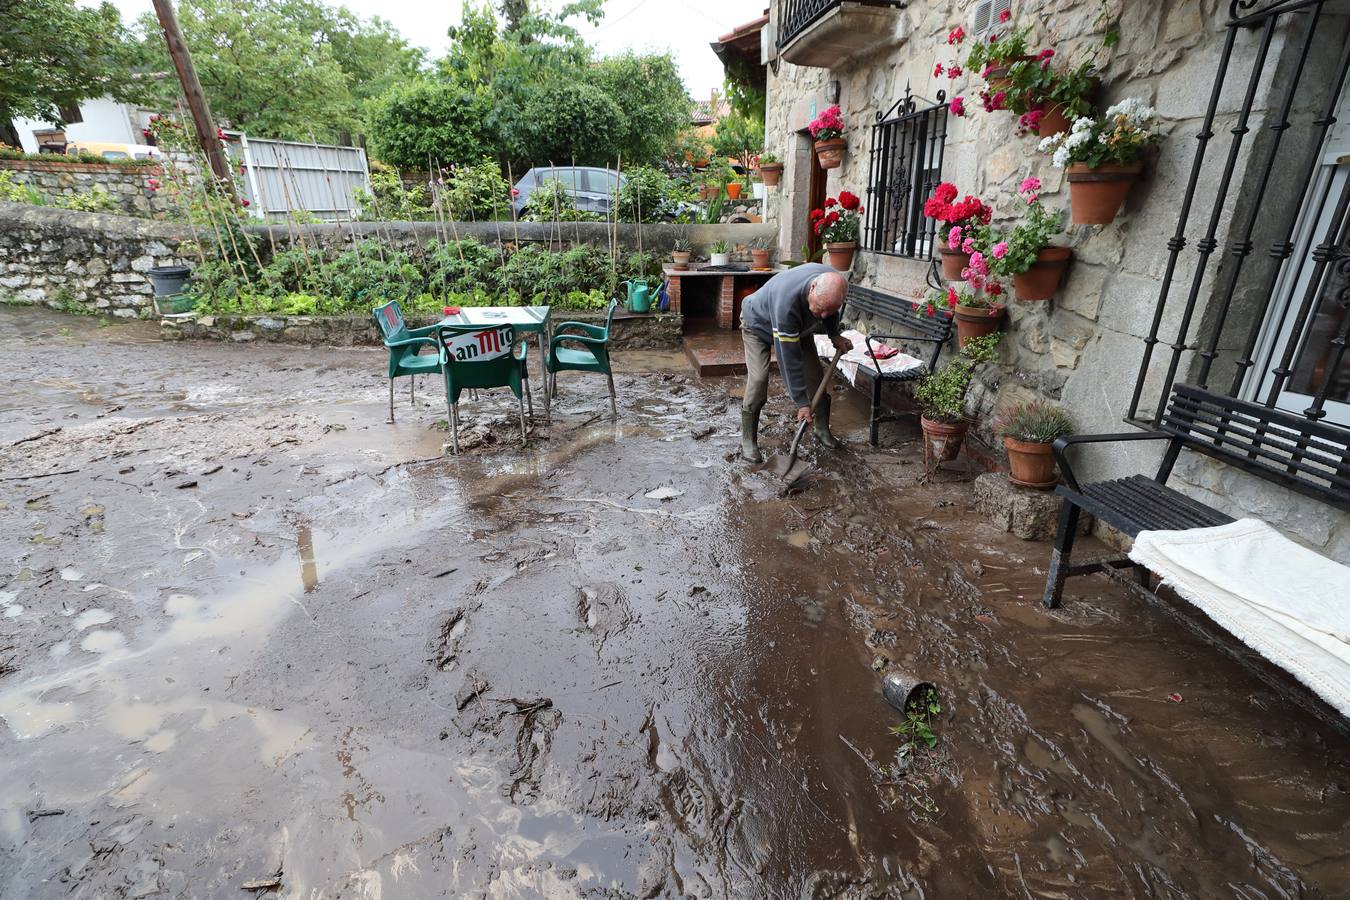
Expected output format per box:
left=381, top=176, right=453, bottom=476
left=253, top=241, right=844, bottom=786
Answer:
left=1043, top=382, right=1350, bottom=608
left=840, top=284, right=955, bottom=445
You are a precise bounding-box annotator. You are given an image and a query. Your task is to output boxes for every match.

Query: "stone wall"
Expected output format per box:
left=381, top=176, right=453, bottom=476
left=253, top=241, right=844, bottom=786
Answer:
left=763, top=0, right=1350, bottom=557
left=0, top=158, right=171, bottom=218
left=0, top=201, right=191, bottom=317
left=159, top=308, right=683, bottom=351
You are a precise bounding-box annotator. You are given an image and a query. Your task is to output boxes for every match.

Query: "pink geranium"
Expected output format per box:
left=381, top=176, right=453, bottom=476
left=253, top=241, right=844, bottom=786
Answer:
left=948, top=225, right=963, bottom=249
left=949, top=96, right=966, bottom=117
left=992, top=241, right=1008, bottom=259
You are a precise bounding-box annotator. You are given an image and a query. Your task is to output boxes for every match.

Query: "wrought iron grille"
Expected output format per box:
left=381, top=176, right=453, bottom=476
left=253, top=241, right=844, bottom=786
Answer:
left=776, top=0, right=907, bottom=51
left=1129, top=0, right=1350, bottom=433
left=864, top=87, right=948, bottom=260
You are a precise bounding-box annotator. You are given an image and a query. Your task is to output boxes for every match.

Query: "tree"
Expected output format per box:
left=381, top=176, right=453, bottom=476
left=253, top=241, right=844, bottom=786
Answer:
left=502, top=81, right=625, bottom=168
left=588, top=53, right=690, bottom=167
left=366, top=81, right=495, bottom=170
left=131, top=0, right=422, bottom=142
left=712, top=110, right=765, bottom=176
left=0, top=0, right=144, bottom=147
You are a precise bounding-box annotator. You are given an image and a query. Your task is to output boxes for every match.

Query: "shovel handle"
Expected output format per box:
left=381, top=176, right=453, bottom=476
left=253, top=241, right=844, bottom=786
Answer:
left=787, top=346, right=846, bottom=460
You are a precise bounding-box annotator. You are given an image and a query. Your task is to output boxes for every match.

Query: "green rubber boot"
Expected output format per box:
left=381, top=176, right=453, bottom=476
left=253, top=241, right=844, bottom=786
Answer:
left=741, top=407, right=763, bottom=463
left=814, top=395, right=842, bottom=450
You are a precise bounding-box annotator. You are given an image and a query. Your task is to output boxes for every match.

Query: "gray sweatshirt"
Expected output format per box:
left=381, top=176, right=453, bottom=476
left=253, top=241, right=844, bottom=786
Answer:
left=740, top=263, right=841, bottom=406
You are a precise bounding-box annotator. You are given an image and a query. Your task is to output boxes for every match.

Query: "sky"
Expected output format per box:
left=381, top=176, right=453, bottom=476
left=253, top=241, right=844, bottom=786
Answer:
left=100, top=0, right=768, bottom=100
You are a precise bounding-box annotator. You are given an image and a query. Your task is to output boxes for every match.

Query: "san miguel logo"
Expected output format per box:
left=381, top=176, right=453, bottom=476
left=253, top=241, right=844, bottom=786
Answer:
left=447, top=326, right=515, bottom=361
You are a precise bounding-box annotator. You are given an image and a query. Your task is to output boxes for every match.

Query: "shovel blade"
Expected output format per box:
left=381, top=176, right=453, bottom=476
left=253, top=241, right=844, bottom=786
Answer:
left=771, top=454, right=813, bottom=484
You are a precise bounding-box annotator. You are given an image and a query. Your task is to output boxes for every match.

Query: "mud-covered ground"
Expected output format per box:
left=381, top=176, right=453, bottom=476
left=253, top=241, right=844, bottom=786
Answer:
left=1, top=305, right=1347, bottom=898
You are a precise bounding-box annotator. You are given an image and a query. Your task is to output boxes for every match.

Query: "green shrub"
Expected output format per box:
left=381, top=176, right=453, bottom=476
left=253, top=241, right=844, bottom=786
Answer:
left=521, top=177, right=603, bottom=222
left=914, top=334, right=1002, bottom=423
left=440, top=158, right=511, bottom=220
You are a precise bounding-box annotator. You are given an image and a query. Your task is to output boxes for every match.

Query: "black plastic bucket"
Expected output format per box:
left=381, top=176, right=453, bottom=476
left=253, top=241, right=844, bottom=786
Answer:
left=147, top=265, right=191, bottom=297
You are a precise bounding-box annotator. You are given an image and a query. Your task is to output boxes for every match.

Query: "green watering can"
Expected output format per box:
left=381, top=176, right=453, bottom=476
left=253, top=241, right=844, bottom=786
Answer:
left=621, top=279, right=655, bottom=314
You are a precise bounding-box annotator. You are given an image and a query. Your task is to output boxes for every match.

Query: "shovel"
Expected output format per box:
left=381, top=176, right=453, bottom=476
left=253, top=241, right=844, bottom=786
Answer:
left=772, top=346, right=845, bottom=486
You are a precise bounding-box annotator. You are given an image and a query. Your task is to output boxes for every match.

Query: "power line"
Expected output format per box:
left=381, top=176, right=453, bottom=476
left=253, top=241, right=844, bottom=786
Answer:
left=577, top=0, right=657, bottom=36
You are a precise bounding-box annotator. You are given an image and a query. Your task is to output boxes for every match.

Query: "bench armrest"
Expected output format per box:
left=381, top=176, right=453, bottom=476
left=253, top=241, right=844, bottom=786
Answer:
left=1053, top=431, right=1172, bottom=492
left=865, top=331, right=946, bottom=343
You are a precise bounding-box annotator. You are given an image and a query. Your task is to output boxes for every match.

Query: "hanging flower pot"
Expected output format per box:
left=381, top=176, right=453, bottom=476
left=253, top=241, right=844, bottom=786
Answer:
left=953, top=302, right=1006, bottom=347
left=1066, top=162, right=1144, bottom=224
left=1003, top=437, right=1058, bottom=489
left=825, top=241, right=857, bottom=270
left=1035, top=103, right=1072, bottom=138
left=814, top=138, right=846, bottom=170
left=984, top=55, right=1037, bottom=91
left=726, top=182, right=744, bottom=200
left=939, top=248, right=971, bottom=281
left=759, top=162, right=783, bottom=187
left=921, top=416, right=968, bottom=464
left=1012, top=246, right=1072, bottom=301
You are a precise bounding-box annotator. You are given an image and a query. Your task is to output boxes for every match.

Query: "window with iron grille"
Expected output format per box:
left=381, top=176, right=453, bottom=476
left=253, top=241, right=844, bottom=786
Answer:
left=1128, top=0, right=1350, bottom=433
left=864, top=88, right=949, bottom=260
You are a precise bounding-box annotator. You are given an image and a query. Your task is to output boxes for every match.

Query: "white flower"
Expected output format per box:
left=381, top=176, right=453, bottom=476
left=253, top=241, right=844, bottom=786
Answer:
left=1037, top=134, right=1059, bottom=152
left=1052, top=145, right=1070, bottom=168
left=1105, top=97, right=1156, bottom=125
left=1070, top=115, right=1095, bottom=133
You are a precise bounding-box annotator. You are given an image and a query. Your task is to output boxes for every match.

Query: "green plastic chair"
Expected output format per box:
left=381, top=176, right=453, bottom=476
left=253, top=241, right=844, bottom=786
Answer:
left=436, top=323, right=532, bottom=454
left=372, top=300, right=441, bottom=423
left=547, top=299, right=618, bottom=420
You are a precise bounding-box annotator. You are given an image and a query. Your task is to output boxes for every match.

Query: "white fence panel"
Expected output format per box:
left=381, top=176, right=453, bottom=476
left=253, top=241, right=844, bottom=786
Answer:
left=236, top=136, right=370, bottom=222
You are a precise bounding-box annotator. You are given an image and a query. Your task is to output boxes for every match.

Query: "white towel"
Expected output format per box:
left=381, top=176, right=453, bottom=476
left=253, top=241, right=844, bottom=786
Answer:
left=1129, top=519, right=1350, bottom=717
left=814, top=331, right=924, bottom=386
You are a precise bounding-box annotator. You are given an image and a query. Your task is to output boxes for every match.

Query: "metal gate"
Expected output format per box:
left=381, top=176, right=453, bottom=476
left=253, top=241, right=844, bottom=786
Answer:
left=233, top=135, right=372, bottom=223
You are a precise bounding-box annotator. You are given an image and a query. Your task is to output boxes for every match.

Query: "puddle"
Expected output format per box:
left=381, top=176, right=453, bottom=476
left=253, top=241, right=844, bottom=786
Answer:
left=73, top=609, right=113, bottom=630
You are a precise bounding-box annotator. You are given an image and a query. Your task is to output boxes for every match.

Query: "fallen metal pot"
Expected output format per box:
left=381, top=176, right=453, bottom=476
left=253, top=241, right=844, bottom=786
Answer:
left=882, top=672, right=938, bottom=715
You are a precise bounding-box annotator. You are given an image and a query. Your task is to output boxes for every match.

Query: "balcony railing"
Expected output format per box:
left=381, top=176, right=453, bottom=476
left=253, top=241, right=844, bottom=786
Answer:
left=776, top=0, right=907, bottom=55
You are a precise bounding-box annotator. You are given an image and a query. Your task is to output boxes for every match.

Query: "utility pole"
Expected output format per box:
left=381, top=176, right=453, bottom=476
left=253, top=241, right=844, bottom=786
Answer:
left=151, top=0, right=234, bottom=192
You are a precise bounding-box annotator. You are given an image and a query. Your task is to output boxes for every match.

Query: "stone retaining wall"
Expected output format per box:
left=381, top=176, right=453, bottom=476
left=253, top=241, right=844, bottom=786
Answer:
left=0, top=201, right=190, bottom=317
left=159, top=308, right=683, bottom=351
left=0, top=158, right=171, bottom=217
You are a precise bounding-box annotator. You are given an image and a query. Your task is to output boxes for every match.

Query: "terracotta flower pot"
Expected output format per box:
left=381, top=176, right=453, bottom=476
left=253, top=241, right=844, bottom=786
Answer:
left=1035, top=104, right=1072, bottom=138
left=750, top=248, right=771, bottom=269
left=671, top=250, right=691, bottom=271
left=825, top=241, right=857, bottom=271
left=953, top=303, right=1006, bottom=347
left=1004, top=436, right=1058, bottom=489
left=1012, top=246, right=1072, bottom=301
left=1067, top=162, right=1143, bottom=225
left=921, top=416, right=968, bottom=464
left=759, top=163, right=783, bottom=187
left=940, top=248, right=970, bottom=281
left=814, top=137, right=846, bottom=170
left=726, top=182, right=743, bottom=200
left=984, top=55, right=1037, bottom=91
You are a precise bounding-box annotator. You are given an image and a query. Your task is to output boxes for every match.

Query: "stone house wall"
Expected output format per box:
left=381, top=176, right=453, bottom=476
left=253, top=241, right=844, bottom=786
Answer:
left=0, top=158, right=171, bottom=218
left=0, top=201, right=191, bottom=317
left=762, top=0, right=1350, bottom=558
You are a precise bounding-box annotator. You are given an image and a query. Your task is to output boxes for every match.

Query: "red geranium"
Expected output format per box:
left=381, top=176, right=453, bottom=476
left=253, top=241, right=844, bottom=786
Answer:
left=810, top=195, right=862, bottom=243
left=838, top=190, right=861, bottom=211
left=922, top=183, right=991, bottom=227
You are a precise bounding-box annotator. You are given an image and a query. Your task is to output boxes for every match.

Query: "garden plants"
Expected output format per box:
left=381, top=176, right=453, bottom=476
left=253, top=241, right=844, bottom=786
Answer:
left=993, top=400, right=1075, bottom=488
left=1039, top=98, right=1162, bottom=224
left=913, top=332, right=1001, bottom=465
left=810, top=190, right=864, bottom=271
left=923, top=182, right=992, bottom=279
left=749, top=236, right=773, bottom=270
left=671, top=234, right=692, bottom=271
left=919, top=283, right=1006, bottom=348
left=808, top=105, right=847, bottom=170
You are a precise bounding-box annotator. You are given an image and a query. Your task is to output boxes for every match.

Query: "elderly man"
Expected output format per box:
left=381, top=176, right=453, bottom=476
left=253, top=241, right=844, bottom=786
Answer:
left=738, top=263, right=851, bottom=463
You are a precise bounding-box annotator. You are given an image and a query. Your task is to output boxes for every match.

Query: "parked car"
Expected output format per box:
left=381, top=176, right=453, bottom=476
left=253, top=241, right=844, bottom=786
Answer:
left=65, top=142, right=163, bottom=161
left=511, top=166, right=624, bottom=216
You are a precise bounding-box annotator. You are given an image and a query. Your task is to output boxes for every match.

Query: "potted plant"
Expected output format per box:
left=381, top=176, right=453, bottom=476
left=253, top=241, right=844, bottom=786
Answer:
left=1019, top=58, right=1099, bottom=138
left=913, top=333, right=1002, bottom=465
left=757, top=151, right=783, bottom=187
left=993, top=400, right=1075, bottom=489
left=810, top=190, right=863, bottom=271
left=671, top=235, right=692, bottom=271
left=709, top=239, right=732, bottom=267
left=919, top=283, right=1006, bottom=348
left=923, top=183, right=992, bottom=280
left=985, top=177, right=1070, bottom=301
left=965, top=21, right=1035, bottom=91
left=809, top=105, right=847, bottom=170
left=1040, top=98, right=1162, bottom=224
left=749, top=236, right=773, bottom=270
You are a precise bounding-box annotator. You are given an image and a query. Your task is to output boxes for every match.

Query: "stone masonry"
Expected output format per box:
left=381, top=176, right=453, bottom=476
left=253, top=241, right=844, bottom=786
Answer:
left=762, top=0, right=1350, bottom=557
left=0, top=201, right=190, bottom=317
left=0, top=158, right=171, bottom=218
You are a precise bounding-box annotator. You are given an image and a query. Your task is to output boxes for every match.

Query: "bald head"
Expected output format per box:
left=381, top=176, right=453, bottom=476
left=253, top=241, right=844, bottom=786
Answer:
left=808, top=271, right=848, bottom=318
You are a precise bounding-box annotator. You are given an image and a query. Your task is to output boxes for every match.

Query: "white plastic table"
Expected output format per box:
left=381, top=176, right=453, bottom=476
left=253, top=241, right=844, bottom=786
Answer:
left=437, top=305, right=552, bottom=417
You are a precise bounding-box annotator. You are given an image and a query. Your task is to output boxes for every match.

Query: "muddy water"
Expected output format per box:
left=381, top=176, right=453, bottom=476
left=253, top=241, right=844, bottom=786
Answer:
left=1, top=306, right=1348, bottom=897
